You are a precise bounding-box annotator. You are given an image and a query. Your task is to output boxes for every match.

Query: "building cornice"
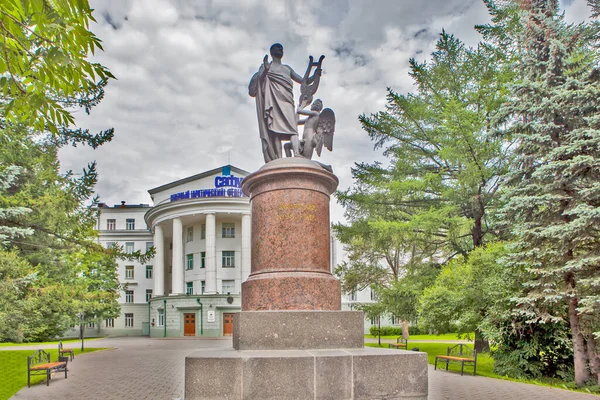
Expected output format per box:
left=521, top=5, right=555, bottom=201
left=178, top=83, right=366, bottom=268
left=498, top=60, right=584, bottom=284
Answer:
left=144, top=197, right=250, bottom=229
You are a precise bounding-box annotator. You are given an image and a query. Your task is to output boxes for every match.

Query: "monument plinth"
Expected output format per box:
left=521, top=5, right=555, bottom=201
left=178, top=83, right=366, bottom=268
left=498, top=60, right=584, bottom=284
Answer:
left=241, top=158, right=341, bottom=311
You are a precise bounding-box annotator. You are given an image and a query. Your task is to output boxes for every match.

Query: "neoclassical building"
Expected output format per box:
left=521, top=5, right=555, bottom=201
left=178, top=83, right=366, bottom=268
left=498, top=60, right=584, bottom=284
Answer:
left=68, top=165, right=379, bottom=339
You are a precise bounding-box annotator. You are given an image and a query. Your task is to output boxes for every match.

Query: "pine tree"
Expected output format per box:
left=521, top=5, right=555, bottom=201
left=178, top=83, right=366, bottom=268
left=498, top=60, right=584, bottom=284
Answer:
left=495, top=0, right=600, bottom=386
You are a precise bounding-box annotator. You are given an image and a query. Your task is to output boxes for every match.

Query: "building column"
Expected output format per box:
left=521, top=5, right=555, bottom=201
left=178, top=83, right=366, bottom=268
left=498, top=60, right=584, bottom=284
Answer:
left=154, top=225, right=165, bottom=296
left=171, top=217, right=184, bottom=295
left=205, top=213, right=217, bottom=294
left=241, top=212, right=251, bottom=283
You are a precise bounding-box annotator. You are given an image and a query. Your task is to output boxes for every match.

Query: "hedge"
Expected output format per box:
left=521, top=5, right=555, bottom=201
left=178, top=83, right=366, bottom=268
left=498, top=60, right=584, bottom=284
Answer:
left=369, top=326, right=421, bottom=336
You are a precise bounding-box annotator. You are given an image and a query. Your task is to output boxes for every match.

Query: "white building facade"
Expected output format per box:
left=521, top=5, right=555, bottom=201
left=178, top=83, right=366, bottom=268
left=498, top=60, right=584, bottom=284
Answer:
left=72, top=165, right=383, bottom=338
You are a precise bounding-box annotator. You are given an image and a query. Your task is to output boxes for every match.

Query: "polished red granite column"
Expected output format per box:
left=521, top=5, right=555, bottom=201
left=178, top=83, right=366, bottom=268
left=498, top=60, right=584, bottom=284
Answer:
left=241, top=157, right=341, bottom=311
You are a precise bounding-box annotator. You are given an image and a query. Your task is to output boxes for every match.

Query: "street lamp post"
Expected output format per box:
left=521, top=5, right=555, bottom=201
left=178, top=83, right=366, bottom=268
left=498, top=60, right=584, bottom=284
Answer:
left=79, top=312, right=85, bottom=352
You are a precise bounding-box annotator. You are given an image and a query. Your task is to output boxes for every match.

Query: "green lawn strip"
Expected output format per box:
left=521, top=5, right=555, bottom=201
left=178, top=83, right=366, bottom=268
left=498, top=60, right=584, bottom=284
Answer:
left=0, top=338, right=102, bottom=348
left=366, top=342, right=599, bottom=395
left=0, top=348, right=106, bottom=400
left=365, top=333, right=471, bottom=341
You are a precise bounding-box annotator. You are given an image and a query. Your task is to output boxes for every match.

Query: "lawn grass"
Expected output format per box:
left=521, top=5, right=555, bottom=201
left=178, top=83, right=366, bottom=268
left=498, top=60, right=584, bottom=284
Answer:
left=0, top=347, right=106, bottom=400
left=366, top=342, right=600, bottom=395
left=0, top=337, right=101, bottom=347
left=365, top=332, right=471, bottom=341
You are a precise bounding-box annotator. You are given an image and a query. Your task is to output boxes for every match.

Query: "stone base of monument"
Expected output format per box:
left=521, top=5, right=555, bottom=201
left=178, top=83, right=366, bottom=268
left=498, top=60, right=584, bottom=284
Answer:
left=185, top=310, right=428, bottom=399
left=232, top=311, right=365, bottom=350
left=185, top=346, right=428, bottom=400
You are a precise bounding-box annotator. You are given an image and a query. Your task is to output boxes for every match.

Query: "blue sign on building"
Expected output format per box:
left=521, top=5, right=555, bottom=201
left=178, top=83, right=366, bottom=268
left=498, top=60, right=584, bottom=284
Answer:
left=170, top=175, right=245, bottom=202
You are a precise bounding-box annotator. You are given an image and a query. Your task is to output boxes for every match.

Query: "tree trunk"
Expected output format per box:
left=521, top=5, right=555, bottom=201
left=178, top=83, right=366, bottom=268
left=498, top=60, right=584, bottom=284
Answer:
left=587, top=335, right=600, bottom=386
left=474, top=328, right=490, bottom=353
left=568, top=295, right=590, bottom=386
left=471, top=194, right=484, bottom=249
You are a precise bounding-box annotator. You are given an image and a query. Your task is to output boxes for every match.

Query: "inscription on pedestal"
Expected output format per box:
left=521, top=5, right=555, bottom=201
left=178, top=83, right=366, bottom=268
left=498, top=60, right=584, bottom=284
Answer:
left=276, top=203, right=318, bottom=222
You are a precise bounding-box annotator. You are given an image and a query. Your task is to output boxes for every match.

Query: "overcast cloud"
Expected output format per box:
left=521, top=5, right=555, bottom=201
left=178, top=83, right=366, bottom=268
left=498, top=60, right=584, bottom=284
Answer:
left=58, top=0, right=591, bottom=223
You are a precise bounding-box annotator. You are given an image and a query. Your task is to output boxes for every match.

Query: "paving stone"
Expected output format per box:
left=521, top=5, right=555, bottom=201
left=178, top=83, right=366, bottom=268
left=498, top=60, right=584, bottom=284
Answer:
left=7, top=337, right=600, bottom=400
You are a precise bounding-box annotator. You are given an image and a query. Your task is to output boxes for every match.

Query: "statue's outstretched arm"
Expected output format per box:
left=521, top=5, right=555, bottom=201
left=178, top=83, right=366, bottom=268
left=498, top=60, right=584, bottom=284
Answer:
left=298, top=109, right=320, bottom=117
left=290, top=67, right=303, bottom=84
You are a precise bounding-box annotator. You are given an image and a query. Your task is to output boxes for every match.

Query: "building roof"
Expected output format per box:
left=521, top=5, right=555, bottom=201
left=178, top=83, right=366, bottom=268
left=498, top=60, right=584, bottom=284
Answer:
left=147, top=165, right=250, bottom=196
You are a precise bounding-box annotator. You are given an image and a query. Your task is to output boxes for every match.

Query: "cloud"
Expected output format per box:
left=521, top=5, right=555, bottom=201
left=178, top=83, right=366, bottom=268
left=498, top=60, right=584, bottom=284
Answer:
left=62, top=0, right=519, bottom=224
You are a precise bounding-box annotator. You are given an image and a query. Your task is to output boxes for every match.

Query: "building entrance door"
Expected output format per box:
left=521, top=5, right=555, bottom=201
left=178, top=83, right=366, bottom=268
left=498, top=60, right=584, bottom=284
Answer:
left=184, top=313, right=196, bottom=336
left=223, top=313, right=233, bottom=336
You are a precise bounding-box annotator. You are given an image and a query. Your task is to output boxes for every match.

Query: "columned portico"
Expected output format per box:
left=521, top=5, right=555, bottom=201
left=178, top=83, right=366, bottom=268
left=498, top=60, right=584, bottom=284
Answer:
left=241, top=212, right=251, bottom=282
left=154, top=225, right=165, bottom=296
left=172, top=217, right=184, bottom=295
left=205, top=212, right=217, bottom=294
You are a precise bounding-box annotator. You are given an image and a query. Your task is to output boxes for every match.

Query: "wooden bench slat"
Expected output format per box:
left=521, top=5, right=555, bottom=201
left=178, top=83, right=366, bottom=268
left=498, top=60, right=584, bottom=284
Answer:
left=435, top=356, right=475, bottom=362
left=30, top=362, right=66, bottom=370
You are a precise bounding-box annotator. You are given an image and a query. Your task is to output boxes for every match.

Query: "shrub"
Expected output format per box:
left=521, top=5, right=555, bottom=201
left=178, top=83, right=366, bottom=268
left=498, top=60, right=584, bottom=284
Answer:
left=369, top=326, right=421, bottom=336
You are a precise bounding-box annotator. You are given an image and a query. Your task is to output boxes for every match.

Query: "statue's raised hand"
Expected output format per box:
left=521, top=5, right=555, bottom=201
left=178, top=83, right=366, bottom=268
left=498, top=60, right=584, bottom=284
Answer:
left=263, top=54, right=270, bottom=71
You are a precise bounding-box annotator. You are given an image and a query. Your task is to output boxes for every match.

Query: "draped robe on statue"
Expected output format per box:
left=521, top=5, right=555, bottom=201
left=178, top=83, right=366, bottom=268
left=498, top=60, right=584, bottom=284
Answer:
left=249, top=65, right=298, bottom=162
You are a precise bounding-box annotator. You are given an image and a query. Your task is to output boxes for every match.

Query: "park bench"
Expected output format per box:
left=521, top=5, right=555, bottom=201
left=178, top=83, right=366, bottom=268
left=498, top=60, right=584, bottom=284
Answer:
left=27, top=349, right=68, bottom=387
left=434, top=344, right=477, bottom=376
left=58, top=340, right=74, bottom=361
left=388, top=337, right=408, bottom=350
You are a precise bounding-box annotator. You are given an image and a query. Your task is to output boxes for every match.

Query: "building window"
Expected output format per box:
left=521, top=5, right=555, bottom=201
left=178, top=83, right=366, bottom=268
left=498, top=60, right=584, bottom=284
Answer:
left=146, top=265, right=153, bottom=279
left=125, top=313, right=134, bottom=328
left=107, top=219, right=116, bottom=230
left=222, top=280, right=235, bottom=294
left=125, top=242, right=134, bottom=254
left=105, top=318, right=114, bottom=328
left=201, top=252, right=206, bottom=268
left=201, top=224, right=206, bottom=239
left=126, top=219, right=135, bottom=230
left=187, top=227, right=193, bottom=242
left=391, top=315, right=399, bottom=325
left=87, top=321, right=95, bottom=328
left=158, top=310, right=164, bottom=326
left=105, top=241, right=116, bottom=249
left=350, top=290, right=357, bottom=301
left=370, top=316, right=380, bottom=326
left=146, top=289, right=153, bottom=302
left=222, top=251, right=235, bottom=268
left=146, top=242, right=153, bottom=252
left=186, top=254, right=194, bottom=270
left=125, top=265, right=134, bottom=279
left=186, top=282, right=193, bottom=295
left=370, top=290, right=378, bottom=301
left=201, top=281, right=205, bottom=294
left=222, top=223, right=235, bottom=238
left=125, top=290, right=134, bottom=303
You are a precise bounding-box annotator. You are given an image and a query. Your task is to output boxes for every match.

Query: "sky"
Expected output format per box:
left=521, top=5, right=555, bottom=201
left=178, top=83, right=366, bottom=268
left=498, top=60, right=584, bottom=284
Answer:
left=59, top=0, right=591, bottom=224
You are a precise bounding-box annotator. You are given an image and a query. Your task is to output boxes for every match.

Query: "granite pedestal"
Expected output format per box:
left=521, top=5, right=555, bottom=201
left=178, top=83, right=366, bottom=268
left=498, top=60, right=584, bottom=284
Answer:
left=185, top=159, right=428, bottom=399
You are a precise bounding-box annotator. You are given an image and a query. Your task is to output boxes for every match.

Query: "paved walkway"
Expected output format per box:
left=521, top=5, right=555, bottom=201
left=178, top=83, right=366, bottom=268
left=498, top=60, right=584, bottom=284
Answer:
left=10, top=337, right=599, bottom=399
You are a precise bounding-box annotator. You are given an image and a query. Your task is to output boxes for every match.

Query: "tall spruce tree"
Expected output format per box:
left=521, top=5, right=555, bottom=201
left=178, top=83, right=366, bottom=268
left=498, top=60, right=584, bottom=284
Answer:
left=492, top=0, right=600, bottom=386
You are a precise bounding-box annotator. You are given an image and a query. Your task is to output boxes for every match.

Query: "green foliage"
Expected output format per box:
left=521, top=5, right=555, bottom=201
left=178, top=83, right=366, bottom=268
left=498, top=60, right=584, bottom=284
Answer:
left=418, top=242, right=516, bottom=335
left=379, top=262, right=440, bottom=323
left=0, top=1, right=122, bottom=342
left=0, top=0, right=115, bottom=134
left=491, top=318, right=573, bottom=381
left=369, top=325, right=422, bottom=336
left=334, top=30, right=511, bottom=310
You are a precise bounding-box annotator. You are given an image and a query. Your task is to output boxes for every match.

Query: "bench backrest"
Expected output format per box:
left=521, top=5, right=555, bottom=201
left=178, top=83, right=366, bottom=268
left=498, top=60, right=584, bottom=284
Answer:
left=447, top=344, right=476, bottom=359
left=28, top=349, right=50, bottom=368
